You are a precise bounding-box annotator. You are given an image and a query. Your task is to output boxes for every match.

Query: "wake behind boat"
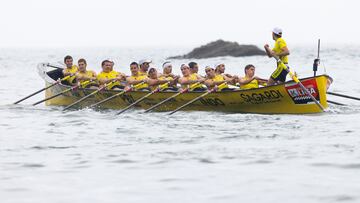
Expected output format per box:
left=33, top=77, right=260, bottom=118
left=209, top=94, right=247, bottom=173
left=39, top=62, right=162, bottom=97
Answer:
left=36, top=63, right=331, bottom=114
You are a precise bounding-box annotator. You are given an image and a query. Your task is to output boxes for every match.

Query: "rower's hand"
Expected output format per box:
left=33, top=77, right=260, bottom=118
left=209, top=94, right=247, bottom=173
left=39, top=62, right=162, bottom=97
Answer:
left=198, top=78, right=206, bottom=83
left=225, top=73, right=233, bottom=78
left=264, top=44, right=270, bottom=49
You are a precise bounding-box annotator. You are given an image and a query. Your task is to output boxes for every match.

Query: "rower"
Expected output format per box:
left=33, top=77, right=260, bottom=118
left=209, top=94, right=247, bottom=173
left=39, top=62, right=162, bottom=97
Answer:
left=126, top=62, right=150, bottom=91
left=189, top=62, right=205, bottom=79
left=158, top=61, right=179, bottom=91
left=138, top=59, right=151, bottom=76
left=214, top=63, right=237, bottom=84
left=178, top=64, right=206, bottom=91
left=75, top=58, right=98, bottom=89
left=147, top=68, right=172, bottom=91
left=62, top=55, right=78, bottom=85
left=264, top=27, right=290, bottom=85
left=204, top=66, right=232, bottom=91
left=238, top=64, right=267, bottom=89
left=97, top=59, right=126, bottom=90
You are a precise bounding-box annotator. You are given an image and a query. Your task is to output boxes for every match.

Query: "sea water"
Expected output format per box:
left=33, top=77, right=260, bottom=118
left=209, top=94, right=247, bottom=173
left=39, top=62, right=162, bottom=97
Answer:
left=0, top=45, right=359, bottom=203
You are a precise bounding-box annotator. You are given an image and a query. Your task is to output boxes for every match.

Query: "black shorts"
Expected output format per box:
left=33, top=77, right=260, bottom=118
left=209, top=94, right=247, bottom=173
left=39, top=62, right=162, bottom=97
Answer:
left=271, top=63, right=289, bottom=82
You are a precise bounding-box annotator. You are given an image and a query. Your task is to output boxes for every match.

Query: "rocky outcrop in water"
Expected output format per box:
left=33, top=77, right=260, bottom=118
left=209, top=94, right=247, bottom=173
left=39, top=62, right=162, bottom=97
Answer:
left=168, top=39, right=265, bottom=59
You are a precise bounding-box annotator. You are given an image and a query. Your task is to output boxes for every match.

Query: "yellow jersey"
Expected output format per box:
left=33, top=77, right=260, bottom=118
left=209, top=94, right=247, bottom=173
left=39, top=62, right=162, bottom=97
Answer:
left=77, top=70, right=97, bottom=88
left=240, top=77, right=259, bottom=89
left=272, top=38, right=288, bottom=64
left=138, top=71, right=147, bottom=76
left=128, top=75, right=149, bottom=90
left=97, top=70, right=123, bottom=89
left=181, top=74, right=203, bottom=90
left=63, top=65, right=78, bottom=84
left=158, top=75, right=176, bottom=89
left=212, top=74, right=229, bottom=90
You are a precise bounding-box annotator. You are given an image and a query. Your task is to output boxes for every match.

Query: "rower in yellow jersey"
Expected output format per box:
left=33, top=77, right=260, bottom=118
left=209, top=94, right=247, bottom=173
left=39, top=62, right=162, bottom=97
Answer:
left=62, top=55, right=78, bottom=85
left=147, top=68, right=172, bottom=91
left=214, top=63, right=237, bottom=84
left=238, top=64, right=267, bottom=89
left=138, top=59, right=151, bottom=76
left=97, top=60, right=126, bottom=90
left=264, top=27, right=290, bottom=85
left=158, top=61, right=179, bottom=91
left=189, top=62, right=205, bottom=79
left=204, top=66, right=231, bottom=91
left=75, top=58, right=98, bottom=89
left=126, top=62, right=150, bottom=91
left=178, top=64, right=206, bottom=91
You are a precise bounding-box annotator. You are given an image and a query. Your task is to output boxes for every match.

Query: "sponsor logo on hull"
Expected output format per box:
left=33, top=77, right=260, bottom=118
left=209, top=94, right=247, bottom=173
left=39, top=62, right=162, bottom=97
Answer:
left=285, top=79, right=319, bottom=104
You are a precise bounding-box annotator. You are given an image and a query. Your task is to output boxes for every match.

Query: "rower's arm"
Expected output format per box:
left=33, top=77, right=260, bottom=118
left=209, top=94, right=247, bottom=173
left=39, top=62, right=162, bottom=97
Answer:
left=204, top=79, right=214, bottom=87
left=98, top=78, right=110, bottom=84
left=264, top=44, right=274, bottom=57
left=62, top=69, right=72, bottom=76
left=255, top=76, right=268, bottom=83
left=277, top=46, right=290, bottom=57
left=91, top=71, right=97, bottom=80
left=126, top=77, right=147, bottom=85
left=147, top=78, right=168, bottom=86
left=238, top=76, right=255, bottom=85
left=179, top=77, right=203, bottom=85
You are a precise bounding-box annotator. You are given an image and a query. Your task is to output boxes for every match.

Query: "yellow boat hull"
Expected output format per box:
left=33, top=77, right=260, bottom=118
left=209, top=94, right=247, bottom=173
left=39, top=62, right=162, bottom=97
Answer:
left=43, top=74, right=330, bottom=114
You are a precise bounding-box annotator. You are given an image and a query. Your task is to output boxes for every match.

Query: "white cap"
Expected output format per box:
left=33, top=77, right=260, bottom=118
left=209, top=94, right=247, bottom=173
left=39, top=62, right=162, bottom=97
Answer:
left=214, top=63, right=224, bottom=68
left=139, top=59, right=152, bottom=65
left=162, top=61, right=172, bottom=69
left=106, top=58, right=114, bottom=64
left=272, top=27, right=282, bottom=35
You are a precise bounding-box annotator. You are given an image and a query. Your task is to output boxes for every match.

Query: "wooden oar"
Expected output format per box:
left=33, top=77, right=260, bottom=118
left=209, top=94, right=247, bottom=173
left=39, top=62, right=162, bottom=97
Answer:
left=116, top=82, right=169, bottom=115
left=32, top=80, right=91, bottom=106
left=144, top=82, right=201, bottom=113
left=88, top=82, right=145, bottom=109
left=14, top=75, right=71, bottom=104
left=327, top=100, right=345, bottom=106
left=273, top=55, right=325, bottom=111
left=62, top=81, right=114, bottom=111
left=327, top=92, right=360, bottom=101
left=168, top=83, right=227, bottom=115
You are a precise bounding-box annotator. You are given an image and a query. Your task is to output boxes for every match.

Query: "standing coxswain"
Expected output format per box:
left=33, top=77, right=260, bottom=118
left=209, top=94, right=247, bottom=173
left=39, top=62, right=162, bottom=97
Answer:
left=264, top=27, right=290, bottom=85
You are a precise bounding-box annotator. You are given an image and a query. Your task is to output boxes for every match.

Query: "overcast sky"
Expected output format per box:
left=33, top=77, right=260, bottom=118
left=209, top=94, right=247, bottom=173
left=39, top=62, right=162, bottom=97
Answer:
left=0, top=0, right=358, bottom=47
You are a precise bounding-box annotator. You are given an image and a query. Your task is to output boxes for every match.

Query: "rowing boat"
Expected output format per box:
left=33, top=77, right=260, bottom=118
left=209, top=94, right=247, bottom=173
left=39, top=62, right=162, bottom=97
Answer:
left=38, top=63, right=332, bottom=114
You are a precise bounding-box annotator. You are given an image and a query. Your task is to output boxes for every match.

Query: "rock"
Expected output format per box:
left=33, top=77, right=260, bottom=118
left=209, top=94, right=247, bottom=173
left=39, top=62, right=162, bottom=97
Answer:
left=168, top=39, right=265, bottom=59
